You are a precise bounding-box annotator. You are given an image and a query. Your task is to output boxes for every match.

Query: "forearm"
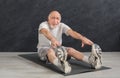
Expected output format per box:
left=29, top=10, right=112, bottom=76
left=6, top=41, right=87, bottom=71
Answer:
left=40, top=28, right=56, bottom=42
left=68, top=30, right=85, bottom=41
left=68, top=29, right=93, bottom=46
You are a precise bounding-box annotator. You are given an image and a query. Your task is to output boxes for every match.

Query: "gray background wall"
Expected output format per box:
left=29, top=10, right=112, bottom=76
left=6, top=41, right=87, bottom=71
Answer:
left=0, top=0, right=120, bottom=52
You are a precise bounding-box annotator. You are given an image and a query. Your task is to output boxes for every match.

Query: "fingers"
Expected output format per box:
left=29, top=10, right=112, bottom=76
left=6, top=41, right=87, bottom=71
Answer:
left=81, top=42, right=84, bottom=47
left=88, top=40, right=94, bottom=45
left=51, top=41, right=61, bottom=48
left=81, top=38, right=94, bottom=47
left=51, top=43, right=56, bottom=48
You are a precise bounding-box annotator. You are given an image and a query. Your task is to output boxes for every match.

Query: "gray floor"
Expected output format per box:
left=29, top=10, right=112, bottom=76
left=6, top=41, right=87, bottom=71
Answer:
left=0, top=52, right=120, bottom=78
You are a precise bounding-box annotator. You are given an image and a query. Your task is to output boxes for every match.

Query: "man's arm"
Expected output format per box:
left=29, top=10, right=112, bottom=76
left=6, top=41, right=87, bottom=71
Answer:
left=40, top=28, right=60, bottom=48
left=67, top=29, right=84, bottom=40
left=67, top=29, right=93, bottom=47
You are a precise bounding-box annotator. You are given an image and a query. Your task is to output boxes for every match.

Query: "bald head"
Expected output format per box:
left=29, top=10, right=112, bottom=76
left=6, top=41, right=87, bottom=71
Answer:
left=48, top=11, right=61, bottom=20
left=48, top=11, right=61, bottom=28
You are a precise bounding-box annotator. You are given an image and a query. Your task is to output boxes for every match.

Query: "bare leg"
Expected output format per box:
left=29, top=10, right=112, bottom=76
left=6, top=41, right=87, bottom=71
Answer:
left=67, top=47, right=84, bottom=61
left=47, top=48, right=57, bottom=63
left=67, top=45, right=102, bottom=69
left=47, top=48, right=71, bottom=73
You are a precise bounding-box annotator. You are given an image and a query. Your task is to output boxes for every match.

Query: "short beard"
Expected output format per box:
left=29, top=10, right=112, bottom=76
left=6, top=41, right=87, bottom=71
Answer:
left=50, top=25, right=57, bottom=29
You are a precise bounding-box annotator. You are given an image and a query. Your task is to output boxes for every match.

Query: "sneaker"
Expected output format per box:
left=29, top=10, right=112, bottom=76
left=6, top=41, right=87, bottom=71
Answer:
left=55, top=46, right=72, bottom=73
left=55, top=46, right=68, bottom=61
left=89, top=44, right=102, bottom=69
left=56, top=58, right=71, bottom=74
left=61, top=60, right=72, bottom=74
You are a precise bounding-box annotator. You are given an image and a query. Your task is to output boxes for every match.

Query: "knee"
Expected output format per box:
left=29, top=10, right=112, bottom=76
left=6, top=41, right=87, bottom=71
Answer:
left=47, top=48, right=55, bottom=56
left=67, top=47, right=75, bottom=55
left=47, top=48, right=57, bottom=63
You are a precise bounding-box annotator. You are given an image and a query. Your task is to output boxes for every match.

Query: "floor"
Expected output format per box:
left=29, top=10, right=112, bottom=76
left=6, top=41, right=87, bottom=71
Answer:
left=0, top=52, right=120, bottom=78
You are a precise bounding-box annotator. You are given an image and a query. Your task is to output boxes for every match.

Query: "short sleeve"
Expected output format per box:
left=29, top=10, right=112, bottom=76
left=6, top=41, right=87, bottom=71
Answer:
left=38, top=21, right=49, bottom=31
left=61, top=23, right=71, bottom=36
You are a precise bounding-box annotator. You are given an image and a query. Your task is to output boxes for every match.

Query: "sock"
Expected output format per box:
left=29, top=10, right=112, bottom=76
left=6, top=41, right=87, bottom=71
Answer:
left=82, top=56, right=89, bottom=64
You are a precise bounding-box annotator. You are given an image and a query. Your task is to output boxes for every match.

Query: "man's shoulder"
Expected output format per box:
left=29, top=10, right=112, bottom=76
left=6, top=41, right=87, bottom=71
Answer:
left=39, top=21, right=49, bottom=30
left=40, top=21, right=48, bottom=25
left=59, top=22, right=65, bottom=25
left=59, top=22, right=67, bottom=27
left=39, top=21, right=49, bottom=27
left=59, top=22, right=69, bottom=27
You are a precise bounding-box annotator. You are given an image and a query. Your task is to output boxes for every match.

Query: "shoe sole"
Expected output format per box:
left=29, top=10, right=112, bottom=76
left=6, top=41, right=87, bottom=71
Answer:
left=92, top=44, right=102, bottom=69
left=55, top=46, right=71, bottom=73
left=56, top=46, right=67, bottom=61
left=63, top=61, right=72, bottom=74
left=61, top=46, right=67, bottom=61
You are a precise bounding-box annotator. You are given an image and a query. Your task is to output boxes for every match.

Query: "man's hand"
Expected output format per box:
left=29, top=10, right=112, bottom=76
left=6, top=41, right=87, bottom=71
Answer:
left=51, top=38, right=61, bottom=48
left=67, top=29, right=93, bottom=47
left=81, top=37, right=94, bottom=47
left=40, top=28, right=61, bottom=48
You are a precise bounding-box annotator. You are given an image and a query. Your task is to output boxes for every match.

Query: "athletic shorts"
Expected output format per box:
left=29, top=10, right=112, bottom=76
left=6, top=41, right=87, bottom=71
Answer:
left=37, top=47, right=50, bottom=61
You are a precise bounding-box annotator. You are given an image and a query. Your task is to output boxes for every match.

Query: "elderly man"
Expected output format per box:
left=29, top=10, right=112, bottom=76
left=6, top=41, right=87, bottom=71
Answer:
left=37, top=10, right=102, bottom=74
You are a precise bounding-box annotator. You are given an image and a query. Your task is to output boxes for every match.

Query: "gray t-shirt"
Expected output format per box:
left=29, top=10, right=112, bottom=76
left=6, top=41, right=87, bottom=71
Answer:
left=37, top=21, right=71, bottom=48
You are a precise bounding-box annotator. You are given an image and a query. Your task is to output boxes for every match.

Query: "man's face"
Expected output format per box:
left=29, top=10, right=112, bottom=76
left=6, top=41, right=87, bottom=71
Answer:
left=48, top=11, right=61, bottom=28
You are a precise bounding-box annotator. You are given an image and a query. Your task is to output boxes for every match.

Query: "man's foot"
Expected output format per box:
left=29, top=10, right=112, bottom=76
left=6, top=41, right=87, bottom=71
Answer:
left=62, top=61, right=72, bottom=74
left=54, top=46, right=71, bottom=73
left=57, top=60, right=71, bottom=74
left=89, top=44, right=102, bottom=69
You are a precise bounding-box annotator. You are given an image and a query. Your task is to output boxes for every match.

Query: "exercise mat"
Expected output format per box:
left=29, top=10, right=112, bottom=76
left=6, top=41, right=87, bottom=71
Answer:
left=19, top=53, right=111, bottom=76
